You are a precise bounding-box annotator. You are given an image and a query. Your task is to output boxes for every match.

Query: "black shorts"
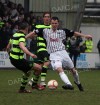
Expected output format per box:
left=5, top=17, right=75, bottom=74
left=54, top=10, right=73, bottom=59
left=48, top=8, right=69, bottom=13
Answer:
left=36, top=51, right=50, bottom=64
left=10, top=57, right=33, bottom=73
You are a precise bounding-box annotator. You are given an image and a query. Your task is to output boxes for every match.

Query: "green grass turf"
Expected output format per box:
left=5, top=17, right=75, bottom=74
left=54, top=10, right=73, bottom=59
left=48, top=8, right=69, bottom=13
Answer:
left=0, top=69, right=100, bottom=105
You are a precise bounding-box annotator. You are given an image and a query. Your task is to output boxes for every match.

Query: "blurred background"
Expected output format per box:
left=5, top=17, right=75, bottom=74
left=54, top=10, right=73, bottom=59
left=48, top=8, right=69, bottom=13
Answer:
left=0, top=0, right=100, bottom=53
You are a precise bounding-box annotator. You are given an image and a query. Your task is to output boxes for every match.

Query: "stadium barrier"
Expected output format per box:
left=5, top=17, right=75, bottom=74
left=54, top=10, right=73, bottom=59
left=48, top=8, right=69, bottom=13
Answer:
left=76, top=53, right=100, bottom=68
left=0, top=51, right=100, bottom=69
left=0, top=51, right=14, bottom=68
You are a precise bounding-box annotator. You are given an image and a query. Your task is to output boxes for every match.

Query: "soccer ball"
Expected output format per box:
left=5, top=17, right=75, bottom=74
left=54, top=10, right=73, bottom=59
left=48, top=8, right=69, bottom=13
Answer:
left=47, top=80, right=58, bottom=90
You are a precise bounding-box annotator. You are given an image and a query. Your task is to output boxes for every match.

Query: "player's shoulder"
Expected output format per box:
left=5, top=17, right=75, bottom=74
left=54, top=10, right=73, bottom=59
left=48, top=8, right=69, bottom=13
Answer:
left=61, top=28, right=69, bottom=31
left=57, top=28, right=66, bottom=33
left=13, top=31, right=25, bottom=37
left=35, top=23, right=44, bottom=26
left=62, top=28, right=74, bottom=33
left=43, top=28, right=50, bottom=31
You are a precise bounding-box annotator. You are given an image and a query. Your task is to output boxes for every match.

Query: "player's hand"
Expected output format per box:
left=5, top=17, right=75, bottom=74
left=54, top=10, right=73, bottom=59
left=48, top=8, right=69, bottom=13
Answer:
left=85, top=35, right=92, bottom=38
left=30, top=53, right=37, bottom=58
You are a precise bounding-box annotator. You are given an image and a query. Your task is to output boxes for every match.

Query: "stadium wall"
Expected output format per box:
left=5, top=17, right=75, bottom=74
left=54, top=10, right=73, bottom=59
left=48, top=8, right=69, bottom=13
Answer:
left=0, top=52, right=99, bottom=69
left=29, top=0, right=85, bottom=29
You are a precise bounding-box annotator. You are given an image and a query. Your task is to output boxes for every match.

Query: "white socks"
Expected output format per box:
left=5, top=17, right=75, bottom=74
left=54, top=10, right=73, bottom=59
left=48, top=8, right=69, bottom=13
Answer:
left=59, top=72, right=72, bottom=85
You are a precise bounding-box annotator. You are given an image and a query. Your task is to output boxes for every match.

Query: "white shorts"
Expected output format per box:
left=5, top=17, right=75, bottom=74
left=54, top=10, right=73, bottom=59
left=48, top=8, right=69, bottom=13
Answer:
left=50, top=50, right=74, bottom=70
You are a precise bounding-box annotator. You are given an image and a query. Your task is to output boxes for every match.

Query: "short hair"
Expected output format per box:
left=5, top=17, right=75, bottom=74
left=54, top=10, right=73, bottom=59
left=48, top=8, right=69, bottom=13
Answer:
left=19, top=22, right=29, bottom=30
left=43, top=12, right=51, bottom=17
left=51, top=17, right=59, bottom=22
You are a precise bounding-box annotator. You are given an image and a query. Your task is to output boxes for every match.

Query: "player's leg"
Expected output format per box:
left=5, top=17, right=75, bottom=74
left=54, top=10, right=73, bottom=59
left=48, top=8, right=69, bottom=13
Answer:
left=50, top=52, right=74, bottom=90
left=28, top=72, right=44, bottom=90
left=40, top=61, right=50, bottom=86
left=19, top=71, right=32, bottom=93
left=51, top=60, right=74, bottom=90
left=28, top=69, right=41, bottom=89
left=10, top=59, right=32, bottom=93
left=31, top=63, right=45, bottom=90
left=28, top=54, right=39, bottom=86
left=28, top=51, right=50, bottom=88
left=18, top=59, right=43, bottom=93
left=38, top=51, right=50, bottom=86
left=28, top=70, right=40, bottom=87
left=70, top=68, right=84, bottom=91
left=64, top=51, right=84, bottom=91
left=28, top=54, right=44, bottom=89
left=28, top=62, right=49, bottom=89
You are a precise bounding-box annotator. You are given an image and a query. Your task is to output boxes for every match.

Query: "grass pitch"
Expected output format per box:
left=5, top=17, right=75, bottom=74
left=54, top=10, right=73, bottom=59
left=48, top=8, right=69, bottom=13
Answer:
left=0, top=69, right=100, bottom=105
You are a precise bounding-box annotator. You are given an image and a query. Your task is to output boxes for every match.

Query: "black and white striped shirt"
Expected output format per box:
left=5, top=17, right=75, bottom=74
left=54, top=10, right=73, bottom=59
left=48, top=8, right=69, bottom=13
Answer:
left=35, top=28, right=74, bottom=53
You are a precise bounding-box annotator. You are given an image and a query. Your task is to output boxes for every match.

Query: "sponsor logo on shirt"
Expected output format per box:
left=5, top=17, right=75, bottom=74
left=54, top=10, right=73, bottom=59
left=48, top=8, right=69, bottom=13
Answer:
left=50, top=37, right=59, bottom=42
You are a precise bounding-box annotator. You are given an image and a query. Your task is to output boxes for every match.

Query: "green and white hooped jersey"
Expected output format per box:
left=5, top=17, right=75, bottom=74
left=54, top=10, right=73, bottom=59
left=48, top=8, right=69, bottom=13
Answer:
left=35, top=24, right=51, bottom=53
left=10, top=32, right=26, bottom=60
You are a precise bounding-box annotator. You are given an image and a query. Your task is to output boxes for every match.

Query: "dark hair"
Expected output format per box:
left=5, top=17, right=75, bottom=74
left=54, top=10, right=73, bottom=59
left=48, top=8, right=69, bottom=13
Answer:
left=19, top=22, right=29, bottom=30
left=43, top=12, right=51, bottom=17
left=51, top=17, right=59, bottom=22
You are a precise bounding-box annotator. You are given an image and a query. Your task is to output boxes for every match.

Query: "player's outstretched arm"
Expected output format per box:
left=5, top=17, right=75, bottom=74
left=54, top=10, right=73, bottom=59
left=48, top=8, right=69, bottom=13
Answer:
left=74, top=32, right=92, bottom=38
left=25, top=31, right=36, bottom=39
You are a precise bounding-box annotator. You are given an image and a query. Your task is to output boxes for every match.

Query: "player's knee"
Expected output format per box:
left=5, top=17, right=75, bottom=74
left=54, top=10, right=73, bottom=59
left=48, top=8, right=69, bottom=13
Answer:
left=33, top=63, right=42, bottom=71
left=54, top=63, right=62, bottom=70
left=44, top=61, right=50, bottom=67
left=56, top=67, right=64, bottom=74
left=34, top=71, right=41, bottom=76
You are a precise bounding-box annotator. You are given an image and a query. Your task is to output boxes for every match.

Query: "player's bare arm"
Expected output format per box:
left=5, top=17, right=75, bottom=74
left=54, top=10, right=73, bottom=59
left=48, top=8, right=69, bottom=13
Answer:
left=19, top=42, right=37, bottom=58
left=74, top=32, right=92, bottom=38
left=25, top=31, right=36, bottom=39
